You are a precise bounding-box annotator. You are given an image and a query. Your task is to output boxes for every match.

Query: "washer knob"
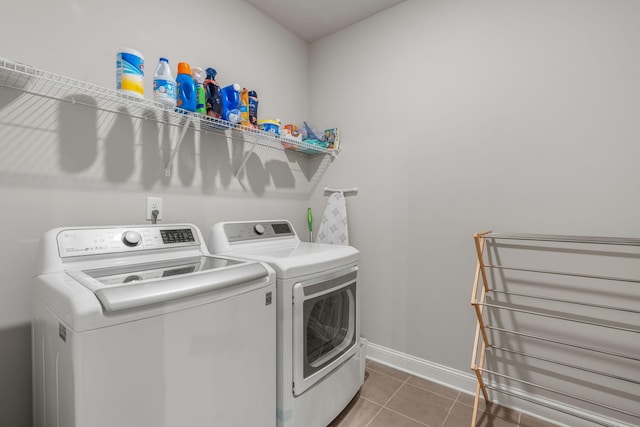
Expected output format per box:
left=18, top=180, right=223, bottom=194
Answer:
left=254, top=224, right=265, bottom=235
left=122, top=231, right=142, bottom=247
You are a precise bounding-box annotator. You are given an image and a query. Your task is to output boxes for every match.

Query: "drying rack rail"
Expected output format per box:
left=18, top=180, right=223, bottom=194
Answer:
left=470, top=231, right=640, bottom=427
left=0, top=57, right=338, bottom=177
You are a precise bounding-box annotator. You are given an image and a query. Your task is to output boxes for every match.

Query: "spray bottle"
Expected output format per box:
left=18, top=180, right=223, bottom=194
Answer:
left=191, top=67, right=206, bottom=115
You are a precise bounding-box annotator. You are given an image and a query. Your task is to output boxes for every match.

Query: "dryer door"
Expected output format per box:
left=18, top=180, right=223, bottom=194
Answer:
left=292, top=266, right=358, bottom=396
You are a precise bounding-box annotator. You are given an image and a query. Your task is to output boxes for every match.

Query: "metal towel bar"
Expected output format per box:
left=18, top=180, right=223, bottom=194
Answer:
left=323, top=187, right=358, bottom=196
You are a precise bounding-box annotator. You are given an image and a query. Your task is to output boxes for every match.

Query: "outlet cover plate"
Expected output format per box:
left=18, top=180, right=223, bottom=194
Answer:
left=146, top=197, right=163, bottom=221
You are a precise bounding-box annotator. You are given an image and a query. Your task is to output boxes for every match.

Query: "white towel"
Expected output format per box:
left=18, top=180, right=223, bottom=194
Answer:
left=316, top=192, right=349, bottom=245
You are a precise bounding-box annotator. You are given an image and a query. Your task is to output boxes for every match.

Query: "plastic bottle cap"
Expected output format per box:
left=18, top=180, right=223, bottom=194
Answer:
left=159, top=57, right=169, bottom=63
left=232, top=83, right=241, bottom=91
left=206, top=67, right=217, bottom=79
left=191, top=67, right=205, bottom=83
left=177, top=62, right=191, bottom=76
left=118, top=47, right=144, bottom=59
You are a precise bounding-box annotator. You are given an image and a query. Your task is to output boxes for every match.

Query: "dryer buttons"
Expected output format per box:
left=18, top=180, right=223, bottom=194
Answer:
left=254, top=224, right=265, bottom=235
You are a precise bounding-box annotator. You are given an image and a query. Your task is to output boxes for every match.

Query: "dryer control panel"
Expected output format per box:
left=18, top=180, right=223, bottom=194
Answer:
left=57, top=225, right=200, bottom=258
left=223, top=221, right=296, bottom=243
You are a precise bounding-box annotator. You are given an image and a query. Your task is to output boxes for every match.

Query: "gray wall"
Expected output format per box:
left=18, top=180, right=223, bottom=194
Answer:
left=307, top=0, right=640, bottom=421
left=0, top=1, right=317, bottom=425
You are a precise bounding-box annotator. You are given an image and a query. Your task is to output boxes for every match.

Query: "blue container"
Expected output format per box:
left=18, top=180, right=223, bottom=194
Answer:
left=258, top=119, right=280, bottom=135
left=221, top=83, right=241, bottom=123
left=176, top=62, right=196, bottom=112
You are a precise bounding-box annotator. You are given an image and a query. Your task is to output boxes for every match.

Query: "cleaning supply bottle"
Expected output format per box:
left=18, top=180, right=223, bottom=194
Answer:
left=116, top=47, right=144, bottom=98
left=221, top=83, right=241, bottom=123
left=191, top=67, right=206, bottom=114
left=175, top=62, right=196, bottom=112
left=204, top=68, right=222, bottom=119
left=239, top=88, right=250, bottom=127
left=248, top=90, right=258, bottom=128
left=153, top=57, right=176, bottom=108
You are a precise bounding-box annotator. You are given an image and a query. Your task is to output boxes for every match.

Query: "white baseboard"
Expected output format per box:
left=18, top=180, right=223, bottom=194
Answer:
left=364, top=341, right=635, bottom=427
left=365, top=341, right=477, bottom=394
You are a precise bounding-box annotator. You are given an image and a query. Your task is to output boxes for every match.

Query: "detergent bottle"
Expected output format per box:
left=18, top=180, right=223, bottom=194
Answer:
left=153, top=57, right=176, bottom=108
left=204, top=68, right=222, bottom=119
left=248, top=90, right=258, bottom=128
left=191, top=67, right=206, bottom=115
left=239, top=88, right=250, bottom=127
left=221, top=83, right=241, bottom=123
left=175, top=62, right=196, bottom=112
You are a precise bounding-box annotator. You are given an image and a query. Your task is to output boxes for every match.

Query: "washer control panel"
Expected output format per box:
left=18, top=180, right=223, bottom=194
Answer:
left=224, top=221, right=296, bottom=243
left=57, top=226, right=199, bottom=257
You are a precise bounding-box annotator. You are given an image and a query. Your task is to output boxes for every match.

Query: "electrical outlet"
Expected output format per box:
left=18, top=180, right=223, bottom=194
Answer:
left=146, top=197, right=163, bottom=222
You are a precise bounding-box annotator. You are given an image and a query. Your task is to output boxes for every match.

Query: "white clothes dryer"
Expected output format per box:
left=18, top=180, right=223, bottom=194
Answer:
left=33, top=224, right=276, bottom=427
left=209, top=220, right=367, bottom=427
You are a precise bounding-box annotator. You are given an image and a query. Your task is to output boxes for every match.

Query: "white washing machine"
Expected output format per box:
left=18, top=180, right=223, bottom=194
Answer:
left=209, top=220, right=367, bottom=427
left=32, top=224, right=276, bottom=427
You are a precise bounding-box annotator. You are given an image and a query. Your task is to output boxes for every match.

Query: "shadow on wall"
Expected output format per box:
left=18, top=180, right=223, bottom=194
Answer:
left=0, top=86, right=26, bottom=115
left=0, top=323, right=32, bottom=427
left=0, top=90, right=330, bottom=198
left=59, top=94, right=97, bottom=172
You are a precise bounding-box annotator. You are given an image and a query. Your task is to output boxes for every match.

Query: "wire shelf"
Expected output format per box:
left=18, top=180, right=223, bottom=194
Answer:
left=0, top=57, right=338, bottom=175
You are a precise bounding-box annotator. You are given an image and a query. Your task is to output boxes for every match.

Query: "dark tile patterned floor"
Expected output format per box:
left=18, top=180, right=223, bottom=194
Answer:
left=328, top=360, right=559, bottom=427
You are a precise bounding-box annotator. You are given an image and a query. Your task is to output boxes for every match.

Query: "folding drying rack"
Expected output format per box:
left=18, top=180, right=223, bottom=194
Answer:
left=470, top=231, right=640, bottom=427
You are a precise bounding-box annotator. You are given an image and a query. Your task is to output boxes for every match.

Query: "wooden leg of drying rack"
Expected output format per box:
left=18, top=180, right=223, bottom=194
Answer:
left=470, top=231, right=491, bottom=427
left=470, top=232, right=490, bottom=346
left=471, top=332, right=489, bottom=426
left=473, top=303, right=490, bottom=345
left=474, top=231, right=491, bottom=292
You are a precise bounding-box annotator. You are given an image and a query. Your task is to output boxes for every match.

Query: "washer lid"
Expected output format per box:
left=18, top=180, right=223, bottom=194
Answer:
left=81, top=256, right=241, bottom=286
left=66, top=256, right=269, bottom=312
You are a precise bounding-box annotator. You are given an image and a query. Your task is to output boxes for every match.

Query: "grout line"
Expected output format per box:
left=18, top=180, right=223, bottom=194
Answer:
left=366, top=365, right=411, bottom=383
left=383, top=375, right=410, bottom=407
left=366, top=365, right=462, bottom=427
left=364, top=405, right=384, bottom=427
left=364, top=363, right=527, bottom=427
left=365, top=373, right=410, bottom=427
left=439, top=391, right=460, bottom=427
left=381, top=406, right=431, bottom=427
left=367, top=365, right=460, bottom=403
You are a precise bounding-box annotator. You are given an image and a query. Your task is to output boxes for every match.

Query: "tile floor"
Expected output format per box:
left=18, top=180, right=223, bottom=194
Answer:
left=328, top=360, right=559, bottom=427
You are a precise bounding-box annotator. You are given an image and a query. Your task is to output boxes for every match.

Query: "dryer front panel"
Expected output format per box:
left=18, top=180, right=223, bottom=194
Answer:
left=292, top=267, right=358, bottom=396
